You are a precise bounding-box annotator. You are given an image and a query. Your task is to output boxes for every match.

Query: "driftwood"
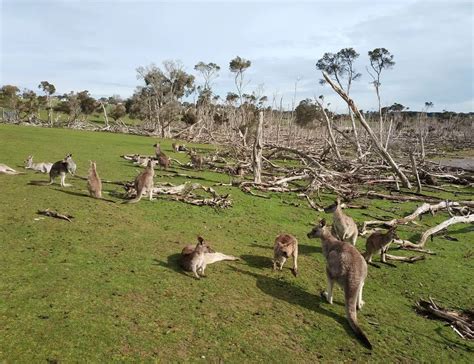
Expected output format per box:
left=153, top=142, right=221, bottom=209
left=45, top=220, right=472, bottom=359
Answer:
left=384, top=254, right=425, bottom=263
left=37, top=209, right=74, bottom=222
left=124, top=182, right=232, bottom=208
left=416, top=298, right=474, bottom=340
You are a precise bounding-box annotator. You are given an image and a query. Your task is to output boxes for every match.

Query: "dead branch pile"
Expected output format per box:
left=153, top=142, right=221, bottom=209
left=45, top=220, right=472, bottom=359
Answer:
left=416, top=298, right=474, bottom=340
left=124, top=182, right=232, bottom=208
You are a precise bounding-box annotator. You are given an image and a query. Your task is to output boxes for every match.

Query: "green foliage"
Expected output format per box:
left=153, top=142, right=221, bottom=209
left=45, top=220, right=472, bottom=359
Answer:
left=109, top=103, right=126, bottom=121
left=0, top=125, right=473, bottom=362
left=295, top=99, right=321, bottom=126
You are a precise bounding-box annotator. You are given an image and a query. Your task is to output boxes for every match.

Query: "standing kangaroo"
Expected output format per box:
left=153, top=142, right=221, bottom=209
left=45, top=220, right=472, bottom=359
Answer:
left=48, top=154, right=76, bottom=187
left=188, top=150, right=203, bottom=169
left=324, top=197, right=358, bottom=245
left=87, top=161, right=102, bottom=198
left=307, top=219, right=372, bottom=350
left=273, top=234, right=298, bottom=277
left=364, top=227, right=398, bottom=263
left=24, top=156, right=53, bottom=173
left=123, top=159, right=156, bottom=204
left=153, top=143, right=171, bottom=169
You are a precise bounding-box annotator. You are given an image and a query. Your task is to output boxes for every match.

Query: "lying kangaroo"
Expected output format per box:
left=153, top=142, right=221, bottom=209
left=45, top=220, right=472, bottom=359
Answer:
left=87, top=161, right=102, bottom=198
left=24, top=156, right=53, bottom=173
left=364, top=226, right=398, bottom=263
left=307, top=219, right=372, bottom=350
left=179, top=236, right=239, bottom=279
left=273, top=234, right=298, bottom=277
left=0, top=164, right=20, bottom=175
left=324, top=197, right=358, bottom=245
left=188, top=150, right=203, bottom=169
left=123, top=159, right=156, bottom=203
left=48, top=154, right=76, bottom=187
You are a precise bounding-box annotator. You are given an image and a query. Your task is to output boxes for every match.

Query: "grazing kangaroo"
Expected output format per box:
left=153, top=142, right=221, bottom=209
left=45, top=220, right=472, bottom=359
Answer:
left=0, top=164, right=20, bottom=175
left=273, top=234, right=298, bottom=277
left=48, top=154, right=76, bottom=187
left=87, top=161, right=102, bottom=198
left=172, top=143, right=180, bottom=152
left=179, top=236, right=239, bottom=279
left=123, top=159, right=156, bottom=203
left=324, top=197, right=358, bottom=245
left=24, top=156, right=53, bottom=173
left=307, top=219, right=372, bottom=350
left=188, top=150, right=204, bottom=169
left=364, top=227, right=398, bottom=263
left=153, top=143, right=170, bottom=169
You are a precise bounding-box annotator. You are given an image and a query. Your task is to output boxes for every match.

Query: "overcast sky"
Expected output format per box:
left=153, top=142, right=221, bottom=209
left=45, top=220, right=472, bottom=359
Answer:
left=1, top=0, right=473, bottom=112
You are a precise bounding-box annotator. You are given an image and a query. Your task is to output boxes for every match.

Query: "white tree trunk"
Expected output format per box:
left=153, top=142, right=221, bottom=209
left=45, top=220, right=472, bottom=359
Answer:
left=322, top=71, right=412, bottom=189
left=253, top=111, right=264, bottom=183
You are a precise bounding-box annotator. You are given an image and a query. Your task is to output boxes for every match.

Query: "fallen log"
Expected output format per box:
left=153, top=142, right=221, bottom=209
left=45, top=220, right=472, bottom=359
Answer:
left=37, top=209, right=74, bottom=222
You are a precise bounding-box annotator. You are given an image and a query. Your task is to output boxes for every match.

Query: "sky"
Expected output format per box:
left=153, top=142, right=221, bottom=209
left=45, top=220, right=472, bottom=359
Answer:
left=1, top=0, right=473, bottom=113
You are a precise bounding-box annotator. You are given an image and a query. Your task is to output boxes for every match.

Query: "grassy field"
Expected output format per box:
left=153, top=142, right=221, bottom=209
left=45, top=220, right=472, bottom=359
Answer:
left=0, top=124, right=473, bottom=362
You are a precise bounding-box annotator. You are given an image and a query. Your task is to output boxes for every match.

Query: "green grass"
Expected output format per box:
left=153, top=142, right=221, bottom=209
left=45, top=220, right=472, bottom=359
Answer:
left=0, top=124, right=473, bottom=362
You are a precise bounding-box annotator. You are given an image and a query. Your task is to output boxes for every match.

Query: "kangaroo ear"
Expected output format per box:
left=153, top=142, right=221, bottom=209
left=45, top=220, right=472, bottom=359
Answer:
left=197, top=236, right=204, bottom=244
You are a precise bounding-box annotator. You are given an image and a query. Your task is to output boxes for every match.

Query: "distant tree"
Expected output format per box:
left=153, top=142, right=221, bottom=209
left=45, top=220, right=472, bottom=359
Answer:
left=135, top=60, right=195, bottom=137
left=367, top=48, right=395, bottom=143
left=77, top=91, right=97, bottom=115
left=0, top=85, right=20, bottom=111
left=109, top=103, right=126, bottom=121
left=194, top=62, right=220, bottom=92
left=317, top=48, right=362, bottom=157
left=295, top=99, right=321, bottom=127
left=38, top=81, right=56, bottom=125
left=229, top=56, right=251, bottom=106
left=19, top=89, right=39, bottom=121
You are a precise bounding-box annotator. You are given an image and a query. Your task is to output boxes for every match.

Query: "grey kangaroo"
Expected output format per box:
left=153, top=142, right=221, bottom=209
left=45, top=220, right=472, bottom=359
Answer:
left=48, top=154, right=76, bottom=187
left=324, top=197, right=358, bottom=245
left=307, top=219, right=372, bottom=350
left=273, top=234, right=298, bottom=277
left=123, top=159, right=156, bottom=203
left=364, top=226, right=398, bottom=263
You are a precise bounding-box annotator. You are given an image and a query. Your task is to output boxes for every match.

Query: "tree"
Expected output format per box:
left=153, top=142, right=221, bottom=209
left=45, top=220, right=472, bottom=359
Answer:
left=194, top=62, right=220, bottom=92
left=136, top=60, right=195, bottom=137
left=367, top=48, right=395, bottom=143
left=317, top=48, right=363, bottom=157
left=229, top=56, right=252, bottom=146
left=194, top=62, right=221, bottom=135
left=19, top=89, right=39, bottom=121
left=38, top=81, right=56, bottom=125
left=109, top=104, right=127, bottom=122
left=418, top=101, right=434, bottom=161
left=295, top=99, right=321, bottom=127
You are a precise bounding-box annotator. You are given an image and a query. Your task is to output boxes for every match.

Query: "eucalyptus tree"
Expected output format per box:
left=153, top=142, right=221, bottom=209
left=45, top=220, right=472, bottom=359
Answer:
left=136, top=60, right=194, bottom=137
left=38, top=81, right=56, bottom=125
left=317, top=48, right=363, bottom=157
left=367, top=48, right=395, bottom=143
left=229, top=56, right=252, bottom=145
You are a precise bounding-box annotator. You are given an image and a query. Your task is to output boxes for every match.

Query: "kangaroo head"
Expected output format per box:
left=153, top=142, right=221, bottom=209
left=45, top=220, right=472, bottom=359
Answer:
left=388, top=226, right=399, bottom=240
left=307, top=219, right=327, bottom=239
left=195, top=236, right=214, bottom=253
left=25, top=155, right=33, bottom=164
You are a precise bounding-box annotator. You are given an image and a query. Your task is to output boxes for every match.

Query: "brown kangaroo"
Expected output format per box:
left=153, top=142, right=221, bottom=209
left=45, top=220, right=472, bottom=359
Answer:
left=179, top=236, right=239, bottom=279
left=273, top=234, right=298, bottom=277
left=324, top=197, right=358, bottom=245
left=153, top=143, right=170, bottom=169
left=123, top=159, right=156, bottom=204
left=87, top=161, right=102, bottom=198
left=187, top=150, right=204, bottom=169
left=364, top=226, right=398, bottom=263
left=307, top=219, right=372, bottom=350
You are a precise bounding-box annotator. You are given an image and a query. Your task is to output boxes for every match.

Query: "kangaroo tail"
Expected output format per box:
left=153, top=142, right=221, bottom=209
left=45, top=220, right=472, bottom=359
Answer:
left=122, top=196, right=140, bottom=204
left=346, top=292, right=373, bottom=350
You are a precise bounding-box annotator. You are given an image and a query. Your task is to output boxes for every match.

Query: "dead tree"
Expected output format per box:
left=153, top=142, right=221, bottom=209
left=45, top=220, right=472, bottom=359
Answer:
left=410, top=152, right=422, bottom=193
left=322, top=71, right=412, bottom=189
left=315, top=97, right=341, bottom=160
left=253, top=111, right=264, bottom=183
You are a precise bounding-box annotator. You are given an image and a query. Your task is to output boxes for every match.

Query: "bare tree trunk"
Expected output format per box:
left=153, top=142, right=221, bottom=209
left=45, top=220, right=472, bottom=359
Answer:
left=99, top=101, right=109, bottom=128
left=322, top=71, right=412, bottom=189
left=376, top=86, right=383, bottom=143
left=316, top=99, right=341, bottom=160
left=253, top=111, right=264, bottom=183
left=410, top=152, right=422, bottom=193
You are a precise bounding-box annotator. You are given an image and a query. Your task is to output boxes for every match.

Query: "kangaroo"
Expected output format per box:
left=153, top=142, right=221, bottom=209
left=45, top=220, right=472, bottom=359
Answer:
left=324, top=197, right=358, bottom=245
left=172, top=143, right=180, bottom=152
left=133, top=155, right=150, bottom=167
left=364, top=226, right=398, bottom=263
left=87, top=161, right=102, bottom=198
left=48, top=154, right=76, bottom=187
left=307, top=219, right=372, bottom=350
left=24, top=156, right=53, bottom=173
left=273, top=234, right=298, bottom=277
left=188, top=150, right=204, bottom=169
left=179, top=236, right=239, bottom=279
left=153, top=143, right=170, bottom=169
left=123, top=159, right=156, bottom=203
left=0, top=164, right=20, bottom=175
